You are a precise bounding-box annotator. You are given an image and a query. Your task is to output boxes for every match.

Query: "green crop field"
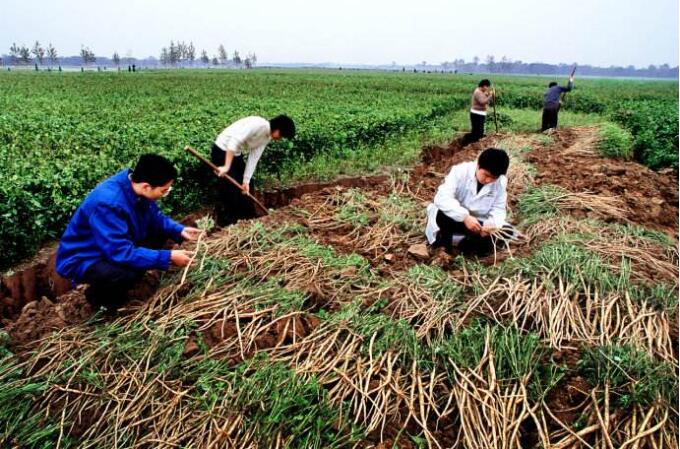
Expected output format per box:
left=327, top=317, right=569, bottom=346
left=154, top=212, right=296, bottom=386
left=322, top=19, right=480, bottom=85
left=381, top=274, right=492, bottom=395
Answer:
left=0, top=68, right=678, bottom=448
left=0, top=69, right=677, bottom=268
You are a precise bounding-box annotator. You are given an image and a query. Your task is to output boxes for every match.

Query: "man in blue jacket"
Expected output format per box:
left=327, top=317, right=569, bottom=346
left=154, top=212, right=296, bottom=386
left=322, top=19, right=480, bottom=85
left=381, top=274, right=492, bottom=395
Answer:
left=541, top=75, right=575, bottom=131
left=56, top=154, right=201, bottom=310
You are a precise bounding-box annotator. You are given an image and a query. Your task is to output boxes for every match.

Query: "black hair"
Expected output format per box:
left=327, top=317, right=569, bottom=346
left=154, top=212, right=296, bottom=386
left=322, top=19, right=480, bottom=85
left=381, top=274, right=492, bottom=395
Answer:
left=270, top=115, right=296, bottom=139
left=478, top=148, right=509, bottom=178
left=131, top=154, right=178, bottom=186
left=548, top=81, right=558, bottom=87
left=478, top=79, right=491, bottom=87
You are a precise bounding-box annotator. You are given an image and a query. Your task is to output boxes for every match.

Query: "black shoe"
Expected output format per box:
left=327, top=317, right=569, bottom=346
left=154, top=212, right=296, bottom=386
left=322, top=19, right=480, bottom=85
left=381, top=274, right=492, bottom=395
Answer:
left=432, top=234, right=454, bottom=253
left=457, top=237, right=493, bottom=257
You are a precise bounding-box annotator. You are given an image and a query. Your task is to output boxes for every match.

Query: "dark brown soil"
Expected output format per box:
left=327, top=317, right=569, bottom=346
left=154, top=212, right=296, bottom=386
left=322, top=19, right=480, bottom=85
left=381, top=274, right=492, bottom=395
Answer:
left=4, top=287, right=93, bottom=350
left=527, top=128, right=679, bottom=235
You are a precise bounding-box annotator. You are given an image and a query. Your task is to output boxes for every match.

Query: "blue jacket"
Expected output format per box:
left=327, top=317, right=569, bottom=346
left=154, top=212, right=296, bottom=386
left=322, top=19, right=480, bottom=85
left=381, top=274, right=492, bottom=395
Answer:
left=56, top=169, right=184, bottom=281
left=544, top=80, right=574, bottom=108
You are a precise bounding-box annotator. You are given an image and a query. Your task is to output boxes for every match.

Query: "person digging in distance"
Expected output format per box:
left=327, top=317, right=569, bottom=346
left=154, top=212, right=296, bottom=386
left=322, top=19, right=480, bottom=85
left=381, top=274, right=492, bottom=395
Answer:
left=211, top=114, right=296, bottom=226
left=425, top=148, right=513, bottom=256
left=56, top=154, right=201, bottom=311
left=541, top=74, right=575, bottom=131
left=461, top=79, right=495, bottom=146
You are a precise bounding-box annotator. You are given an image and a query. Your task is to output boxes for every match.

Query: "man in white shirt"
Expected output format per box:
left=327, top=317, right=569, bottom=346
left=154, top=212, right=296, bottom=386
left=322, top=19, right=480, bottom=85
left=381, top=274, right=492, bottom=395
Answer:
left=210, top=115, right=295, bottom=225
left=425, top=148, right=510, bottom=256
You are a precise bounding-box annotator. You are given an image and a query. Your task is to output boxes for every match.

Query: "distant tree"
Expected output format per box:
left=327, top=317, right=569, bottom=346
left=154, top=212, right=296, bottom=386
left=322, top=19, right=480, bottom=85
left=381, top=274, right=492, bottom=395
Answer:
left=218, top=45, right=228, bottom=64
left=485, top=55, right=496, bottom=72
left=112, top=51, right=121, bottom=67
left=18, top=45, right=31, bottom=64
left=472, top=56, right=480, bottom=66
left=31, top=41, right=45, bottom=65
left=80, top=46, right=96, bottom=65
left=160, top=47, right=169, bottom=66
left=9, top=43, right=20, bottom=64
left=177, top=41, right=187, bottom=64
left=232, top=50, right=241, bottom=64
left=200, top=49, right=209, bottom=64
left=187, top=41, right=196, bottom=64
left=244, top=52, right=257, bottom=68
left=212, top=56, right=219, bottom=66
left=47, top=43, right=58, bottom=66
left=169, top=41, right=178, bottom=65
left=500, top=55, right=511, bottom=73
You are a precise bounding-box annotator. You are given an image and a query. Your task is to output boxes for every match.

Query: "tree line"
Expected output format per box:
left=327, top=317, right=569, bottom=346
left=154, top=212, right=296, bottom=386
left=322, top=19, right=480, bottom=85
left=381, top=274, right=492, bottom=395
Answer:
left=437, top=55, right=678, bottom=79
left=2, top=42, right=676, bottom=78
left=158, top=41, right=257, bottom=68
left=2, top=41, right=258, bottom=69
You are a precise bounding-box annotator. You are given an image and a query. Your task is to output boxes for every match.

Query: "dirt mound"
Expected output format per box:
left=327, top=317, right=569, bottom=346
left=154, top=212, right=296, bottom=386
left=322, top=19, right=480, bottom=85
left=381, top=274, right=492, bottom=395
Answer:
left=528, top=127, right=679, bottom=234
left=4, top=271, right=162, bottom=349
left=4, top=287, right=92, bottom=349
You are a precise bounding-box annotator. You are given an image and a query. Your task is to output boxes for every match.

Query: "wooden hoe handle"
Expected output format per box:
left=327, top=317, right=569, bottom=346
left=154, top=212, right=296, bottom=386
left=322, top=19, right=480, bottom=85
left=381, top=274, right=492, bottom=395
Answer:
left=184, top=145, right=269, bottom=216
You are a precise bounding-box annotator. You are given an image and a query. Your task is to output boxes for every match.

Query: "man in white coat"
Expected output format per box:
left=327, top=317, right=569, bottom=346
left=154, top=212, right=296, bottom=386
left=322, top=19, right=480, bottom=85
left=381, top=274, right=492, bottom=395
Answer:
left=425, top=148, right=510, bottom=256
left=210, top=115, right=295, bottom=225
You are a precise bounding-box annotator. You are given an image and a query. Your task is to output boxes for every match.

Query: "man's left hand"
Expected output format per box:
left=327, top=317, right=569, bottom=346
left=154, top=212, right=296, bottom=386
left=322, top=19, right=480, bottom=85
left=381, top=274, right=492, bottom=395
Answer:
left=241, top=183, right=250, bottom=195
left=480, top=226, right=496, bottom=238
left=181, top=227, right=202, bottom=241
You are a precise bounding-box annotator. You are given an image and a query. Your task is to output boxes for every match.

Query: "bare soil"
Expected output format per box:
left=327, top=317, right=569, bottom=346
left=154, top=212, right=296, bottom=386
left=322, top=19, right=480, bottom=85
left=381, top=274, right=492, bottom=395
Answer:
left=527, top=127, right=679, bottom=234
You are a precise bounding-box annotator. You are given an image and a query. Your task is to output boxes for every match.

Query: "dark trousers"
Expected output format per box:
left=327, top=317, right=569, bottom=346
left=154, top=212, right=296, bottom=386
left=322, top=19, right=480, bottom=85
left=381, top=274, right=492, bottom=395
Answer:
left=81, top=260, right=144, bottom=309
left=211, top=144, right=256, bottom=226
left=541, top=105, right=560, bottom=131
left=461, top=112, right=486, bottom=145
left=433, top=211, right=495, bottom=256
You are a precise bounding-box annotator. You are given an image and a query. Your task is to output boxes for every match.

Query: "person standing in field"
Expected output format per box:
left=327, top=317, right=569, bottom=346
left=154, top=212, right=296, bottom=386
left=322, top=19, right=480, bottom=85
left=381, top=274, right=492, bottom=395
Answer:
left=461, top=79, right=495, bottom=145
left=56, top=154, right=201, bottom=310
left=541, top=74, right=575, bottom=131
left=425, top=148, right=512, bottom=256
left=211, top=115, right=295, bottom=225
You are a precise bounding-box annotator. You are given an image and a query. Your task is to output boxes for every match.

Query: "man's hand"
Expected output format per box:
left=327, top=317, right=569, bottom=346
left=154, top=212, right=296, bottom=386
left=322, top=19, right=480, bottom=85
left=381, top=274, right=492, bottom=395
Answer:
left=181, top=227, right=202, bottom=241
left=463, top=215, right=482, bottom=233
left=170, top=250, right=193, bottom=267
left=569, top=76, right=575, bottom=82
left=480, top=226, right=496, bottom=238
left=216, top=165, right=230, bottom=178
left=241, top=183, right=250, bottom=195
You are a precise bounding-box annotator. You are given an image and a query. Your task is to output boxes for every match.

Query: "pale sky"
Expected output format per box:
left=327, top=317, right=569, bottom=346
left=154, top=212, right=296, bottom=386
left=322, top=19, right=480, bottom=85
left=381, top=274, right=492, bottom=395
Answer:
left=1, top=0, right=678, bottom=67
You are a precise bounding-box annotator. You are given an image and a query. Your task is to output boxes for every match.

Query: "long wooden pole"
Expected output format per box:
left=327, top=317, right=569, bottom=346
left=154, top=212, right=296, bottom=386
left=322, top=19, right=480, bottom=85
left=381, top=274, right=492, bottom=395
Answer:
left=492, top=87, right=499, bottom=133
left=184, top=145, right=269, bottom=215
left=561, top=65, right=577, bottom=103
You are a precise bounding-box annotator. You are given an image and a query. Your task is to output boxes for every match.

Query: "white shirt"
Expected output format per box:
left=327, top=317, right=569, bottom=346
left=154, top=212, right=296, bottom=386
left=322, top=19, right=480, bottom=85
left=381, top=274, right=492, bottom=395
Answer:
left=425, top=161, right=507, bottom=244
left=214, top=116, right=271, bottom=184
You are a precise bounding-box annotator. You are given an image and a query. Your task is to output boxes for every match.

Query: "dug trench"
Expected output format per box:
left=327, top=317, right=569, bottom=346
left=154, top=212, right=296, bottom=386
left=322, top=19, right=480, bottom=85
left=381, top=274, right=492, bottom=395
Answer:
left=3, top=127, right=678, bottom=348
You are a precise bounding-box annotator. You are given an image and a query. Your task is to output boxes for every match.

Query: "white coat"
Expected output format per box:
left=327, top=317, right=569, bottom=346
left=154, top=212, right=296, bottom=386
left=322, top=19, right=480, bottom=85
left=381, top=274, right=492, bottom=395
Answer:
left=425, top=161, right=508, bottom=244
